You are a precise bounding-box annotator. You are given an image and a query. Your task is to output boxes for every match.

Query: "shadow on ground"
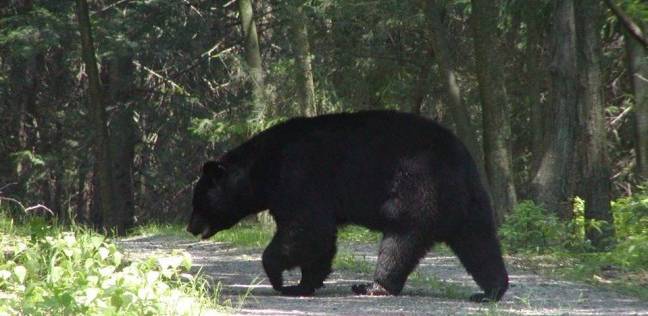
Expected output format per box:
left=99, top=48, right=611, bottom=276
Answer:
left=119, top=236, right=648, bottom=315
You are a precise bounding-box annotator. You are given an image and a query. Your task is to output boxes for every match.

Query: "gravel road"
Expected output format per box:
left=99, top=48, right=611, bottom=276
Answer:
left=119, top=235, right=648, bottom=315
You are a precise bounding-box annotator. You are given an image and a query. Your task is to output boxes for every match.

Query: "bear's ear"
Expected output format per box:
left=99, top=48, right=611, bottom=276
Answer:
left=202, top=161, right=226, bottom=179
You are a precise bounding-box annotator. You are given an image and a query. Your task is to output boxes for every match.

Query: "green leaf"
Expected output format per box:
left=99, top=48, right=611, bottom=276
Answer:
left=98, top=247, right=109, bottom=260
left=13, top=265, right=26, bottom=284
left=49, top=266, right=63, bottom=283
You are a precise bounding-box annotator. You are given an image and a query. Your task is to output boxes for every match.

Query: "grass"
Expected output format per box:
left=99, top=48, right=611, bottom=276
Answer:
left=129, top=221, right=274, bottom=248
left=333, top=251, right=373, bottom=274
left=0, top=212, right=223, bottom=315
left=337, top=226, right=380, bottom=243
left=128, top=222, right=188, bottom=238
left=131, top=222, right=380, bottom=249
left=509, top=252, right=648, bottom=301
left=211, top=224, right=274, bottom=248
left=408, top=271, right=473, bottom=300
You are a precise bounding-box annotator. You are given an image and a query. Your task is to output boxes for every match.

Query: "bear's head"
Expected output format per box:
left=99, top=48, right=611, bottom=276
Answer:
left=187, top=160, right=254, bottom=239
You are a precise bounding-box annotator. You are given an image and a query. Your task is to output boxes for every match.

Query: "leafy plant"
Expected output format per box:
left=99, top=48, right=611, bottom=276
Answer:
left=0, top=211, right=221, bottom=315
left=609, top=185, right=648, bottom=268
left=499, top=201, right=567, bottom=253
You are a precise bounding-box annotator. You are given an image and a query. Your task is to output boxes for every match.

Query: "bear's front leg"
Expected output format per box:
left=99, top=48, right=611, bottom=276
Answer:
left=262, top=233, right=287, bottom=292
left=284, top=231, right=336, bottom=296
left=263, top=228, right=315, bottom=296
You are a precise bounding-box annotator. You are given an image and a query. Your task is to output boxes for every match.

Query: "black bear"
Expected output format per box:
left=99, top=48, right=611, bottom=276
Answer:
left=187, top=110, right=508, bottom=302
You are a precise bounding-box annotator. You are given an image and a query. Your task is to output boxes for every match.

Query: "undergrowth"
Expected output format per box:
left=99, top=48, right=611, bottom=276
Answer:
left=0, top=212, right=221, bottom=315
left=499, top=187, right=648, bottom=300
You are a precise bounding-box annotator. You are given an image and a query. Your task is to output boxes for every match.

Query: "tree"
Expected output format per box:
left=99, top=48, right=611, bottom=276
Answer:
left=470, top=0, right=518, bottom=223
left=239, top=0, right=268, bottom=120
left=626, top=21, right=648, bottom=180
left=575, top=0, right=614, bottom=248
left=76, top=0, right=117, bottom=232
left=423, top=0, right=485, bottom=180
left=531, top=0, right=578, bottom=216
left=523, top=2, right=549, bottom=175
left=287, top=2, right=318, bottom=116
left=106, top=51, right=136, bottom=233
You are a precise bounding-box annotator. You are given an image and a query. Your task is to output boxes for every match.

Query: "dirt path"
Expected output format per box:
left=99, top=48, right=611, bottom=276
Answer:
left=119, top=236, right=648, bottom=315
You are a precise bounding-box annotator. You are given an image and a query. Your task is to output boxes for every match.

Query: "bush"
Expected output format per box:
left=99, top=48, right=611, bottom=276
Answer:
left=0, top=212, right=219, bottom=315
left=499, top=201, right=567, bottom=253
left=612, top=188, right=648, bottom=240
left=609, top=186, right=648, bottom=268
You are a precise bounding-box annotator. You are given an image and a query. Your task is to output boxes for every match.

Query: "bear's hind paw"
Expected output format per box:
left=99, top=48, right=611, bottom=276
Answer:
left=351, top=283, right=390, bottom=296
left=280, top=285, right=315, bottom=297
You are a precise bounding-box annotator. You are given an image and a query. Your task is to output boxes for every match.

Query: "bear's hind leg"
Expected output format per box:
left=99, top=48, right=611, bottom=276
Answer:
left=447, top=227, right=509, bottom=302
left=353, top=232, right=427, bottom=296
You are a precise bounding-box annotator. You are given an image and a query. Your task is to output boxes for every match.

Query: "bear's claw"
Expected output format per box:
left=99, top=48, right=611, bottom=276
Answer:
left=351, top=283, right=390, bottom=296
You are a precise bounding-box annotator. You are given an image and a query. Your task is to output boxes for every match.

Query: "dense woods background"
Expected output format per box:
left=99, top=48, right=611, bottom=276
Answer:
left=0, top=0, right=647, bottom=250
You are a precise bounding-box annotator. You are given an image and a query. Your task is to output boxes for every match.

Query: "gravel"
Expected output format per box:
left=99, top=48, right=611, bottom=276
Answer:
left=119, top=235, right=648, bottom=316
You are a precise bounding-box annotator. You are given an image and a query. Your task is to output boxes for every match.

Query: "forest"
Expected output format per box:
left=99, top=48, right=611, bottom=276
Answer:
left=0, top=0, right=648, bottom=314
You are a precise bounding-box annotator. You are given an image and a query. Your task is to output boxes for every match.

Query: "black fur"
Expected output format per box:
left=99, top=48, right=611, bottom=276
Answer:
left=187, top=110, right=509, bottom=301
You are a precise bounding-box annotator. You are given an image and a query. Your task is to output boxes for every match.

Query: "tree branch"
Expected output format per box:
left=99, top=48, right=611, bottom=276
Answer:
left=605, top=0, right=648, bottom=48
left=133, top=60, right=191, bottom=96
left=24, top=204, right=55, bottom=216
left=0, top=197, right=55, bottom=216
left=171, top=42, right=236, bottom=79
left=93, top=0, right=133, bottom=16
left=0, top=182, right=16, bottom=193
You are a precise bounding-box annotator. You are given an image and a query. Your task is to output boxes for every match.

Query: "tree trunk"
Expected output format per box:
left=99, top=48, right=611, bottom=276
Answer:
left=627, top=22, right=648, bottom=180
left=470, top=0, right=518, bottom=224
left=524, top=3, right=548, bottom=176
left=575, top=0, right=614, bottom=249
left=288, top=4, right=318, bottom=116
left=76, top=0, right=116, bottom=233
left=531, top=0, right=578, bottom=217
left=409, top=60, right=430, bottom=115
left=239, top=0, right=268, bottom=120
left=424, top=0, right=487, bottom=186
left=75, top=158, right=92, bottom=224
left=106, top=53, right=136, bottom=234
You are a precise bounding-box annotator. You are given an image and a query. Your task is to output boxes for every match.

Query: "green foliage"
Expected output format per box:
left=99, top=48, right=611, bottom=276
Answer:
left=621, top=0, right=648, bottom=21
left=609, top=186, right=648, bottom=268
left=499, top=201, right=568, bottom=253
left=190, top=115, right=289, bottom=146
left=0, top=5, right=71, bottom=59
left=611, top=186, right=648, bottom=239
left=610, top=234, right=648, bottom=268
left=333, top=252, right=372, bottom=274
left=190, top=118, right=248, bottom=144
left=500, top=195, right=648, bottom=299
left=128, top=222, right=188, bottom=238
left=499, top=199, right=622, bottom=254
left=567, top=197, right=610, bottom=251
left=210, top=223, right=274, bottom=248
left=0, top=211, right=219, bottom=315
left=9, top=150, right=45, bottom=167
left=337, top=226, right=380, bottom=243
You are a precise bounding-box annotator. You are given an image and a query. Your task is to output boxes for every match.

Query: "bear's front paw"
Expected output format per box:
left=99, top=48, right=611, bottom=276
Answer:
left=351, top=283, right=390, bottom=296
left=280, top=285, right=315, bottom=297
